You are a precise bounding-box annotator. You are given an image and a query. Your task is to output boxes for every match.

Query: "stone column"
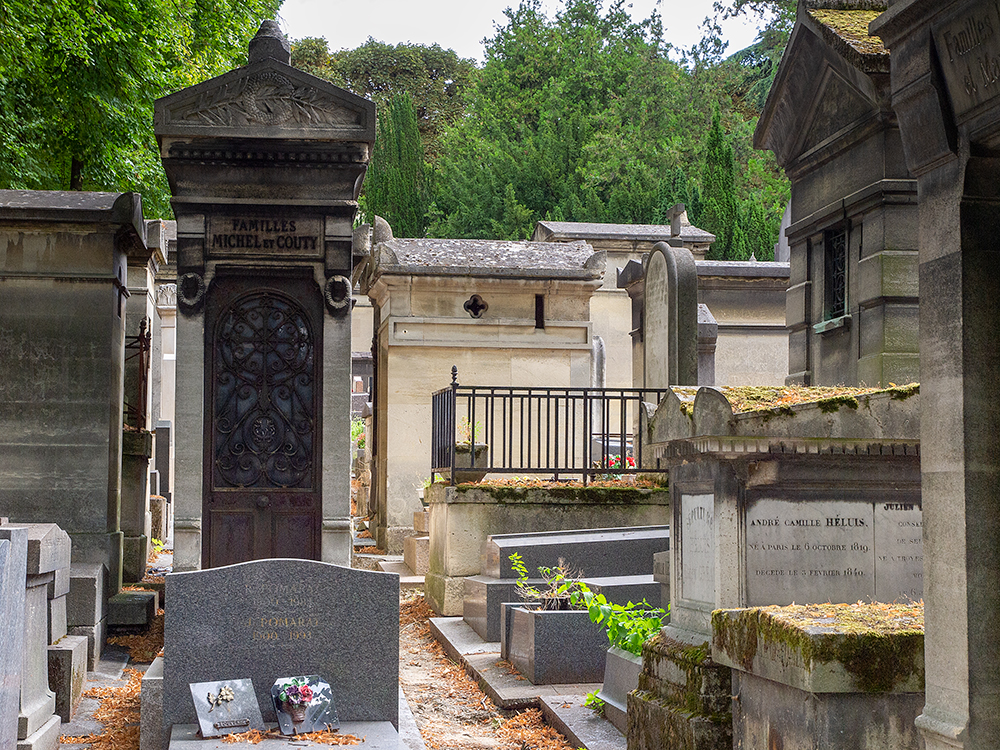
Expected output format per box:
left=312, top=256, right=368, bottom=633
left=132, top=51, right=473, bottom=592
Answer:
left=872, top=3, right=1000, bottom=747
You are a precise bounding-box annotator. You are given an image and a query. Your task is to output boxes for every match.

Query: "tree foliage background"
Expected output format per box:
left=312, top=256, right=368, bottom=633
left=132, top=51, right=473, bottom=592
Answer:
left=0, top=0, right=280, bottom=218
left=0, top=0, right=792, bottom=258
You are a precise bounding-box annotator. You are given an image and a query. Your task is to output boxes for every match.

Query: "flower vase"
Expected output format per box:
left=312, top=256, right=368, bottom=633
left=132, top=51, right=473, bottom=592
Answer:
left=284, top=702, right=307, bottom=723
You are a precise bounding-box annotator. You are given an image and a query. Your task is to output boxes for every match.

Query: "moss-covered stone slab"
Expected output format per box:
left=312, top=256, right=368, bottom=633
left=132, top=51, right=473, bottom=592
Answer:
left=712, top=602, right=924, bottom=694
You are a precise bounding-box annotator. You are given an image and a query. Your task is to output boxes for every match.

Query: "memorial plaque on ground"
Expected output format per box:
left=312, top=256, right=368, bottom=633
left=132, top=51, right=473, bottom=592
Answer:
left=745, top=499, right=923, bottom=606
left=189, top=679, right=263, bottom=738
left=271, top=675, right=339, bottom=735
left=164, top=560, right=399, bottom=731
left=679, top=494, right=715, bottom=604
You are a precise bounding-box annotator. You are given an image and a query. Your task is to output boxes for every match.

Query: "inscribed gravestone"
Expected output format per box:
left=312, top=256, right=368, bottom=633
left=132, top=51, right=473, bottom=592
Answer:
left=680, top=494, right=715, bottom=604
left=746, top=499, right=923, bottom=606
left=164, top=559, right=399, bottom=732
left=0, top=528, right=27, bottom=749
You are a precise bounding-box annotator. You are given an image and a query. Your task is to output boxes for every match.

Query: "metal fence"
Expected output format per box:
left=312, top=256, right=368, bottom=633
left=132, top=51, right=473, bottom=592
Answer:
left=431, top=367, right=669, bottom=484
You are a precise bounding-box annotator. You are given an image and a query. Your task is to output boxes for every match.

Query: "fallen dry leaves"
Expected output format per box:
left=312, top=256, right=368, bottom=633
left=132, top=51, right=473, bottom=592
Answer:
left=399, top=593, right=575, bottom=750
left=59, top=668, right=143, bottom=748
left=108, top=609, right=165, bottom=663
left=220, top=728, right=362, bottom=745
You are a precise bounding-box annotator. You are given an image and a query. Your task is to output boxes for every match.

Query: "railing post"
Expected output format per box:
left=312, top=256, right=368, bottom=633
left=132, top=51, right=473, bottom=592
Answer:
left=450, top=365, right=458, bottom=486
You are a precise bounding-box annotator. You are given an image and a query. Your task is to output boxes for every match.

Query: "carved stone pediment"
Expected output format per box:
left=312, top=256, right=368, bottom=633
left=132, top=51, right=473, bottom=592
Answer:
left=155, top=59, right=375, bottom=143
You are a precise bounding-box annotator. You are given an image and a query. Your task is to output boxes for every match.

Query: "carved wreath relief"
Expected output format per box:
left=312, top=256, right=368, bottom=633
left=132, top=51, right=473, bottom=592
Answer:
left=213, top=292, right=314, bottom=488
left=176, top=72, right=361, bottom=128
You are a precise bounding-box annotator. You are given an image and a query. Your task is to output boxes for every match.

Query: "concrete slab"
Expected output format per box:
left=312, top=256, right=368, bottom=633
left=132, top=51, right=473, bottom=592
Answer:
left=538, top=694, right=625, bottom=750
left=429, top=617, right=600, bottom=711
left=379, top=561, right=424, bottom=591
left=167, top=721, right=401, bottom=749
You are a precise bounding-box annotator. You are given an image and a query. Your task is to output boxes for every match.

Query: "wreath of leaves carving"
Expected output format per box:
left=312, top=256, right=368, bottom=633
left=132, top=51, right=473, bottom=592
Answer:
left=175, top=76, right=361, bottom=128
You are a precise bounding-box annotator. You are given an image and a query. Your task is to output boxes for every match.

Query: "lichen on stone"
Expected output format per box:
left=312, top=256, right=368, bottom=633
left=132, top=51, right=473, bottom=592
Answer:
left=808, top=9, right=887, bottom=55
left=713, top=601, right=924, bottom=694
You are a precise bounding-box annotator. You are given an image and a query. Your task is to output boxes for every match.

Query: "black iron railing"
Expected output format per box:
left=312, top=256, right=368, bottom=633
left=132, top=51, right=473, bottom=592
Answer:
left=431, top=366, right=669, bottom=484
left=123, top=317, right=151, bottom=429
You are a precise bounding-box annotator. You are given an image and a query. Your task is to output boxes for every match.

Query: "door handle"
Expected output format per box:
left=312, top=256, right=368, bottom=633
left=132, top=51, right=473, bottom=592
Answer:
left=255, top=495, right=270, bottom=509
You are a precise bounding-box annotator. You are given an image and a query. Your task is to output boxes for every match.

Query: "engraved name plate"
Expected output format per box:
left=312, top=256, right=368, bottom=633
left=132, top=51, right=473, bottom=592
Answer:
left=680, top=493, right=715, bottom=604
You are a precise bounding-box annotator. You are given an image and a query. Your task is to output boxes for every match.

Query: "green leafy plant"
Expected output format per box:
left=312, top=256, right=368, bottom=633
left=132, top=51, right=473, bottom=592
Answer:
left=458, top=417, right=483, bottom=444
left=570, top=588, right=668, bottom=656
left=351, top=418, right=366, bottom=450
left=510, top=554, right=585, bottom=609
left=584, top=691, right=606, bottom=716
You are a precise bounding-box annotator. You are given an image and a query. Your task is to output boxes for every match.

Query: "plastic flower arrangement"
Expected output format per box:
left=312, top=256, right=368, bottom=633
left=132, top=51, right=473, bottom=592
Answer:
left=278, top=678, right=314, bottom=706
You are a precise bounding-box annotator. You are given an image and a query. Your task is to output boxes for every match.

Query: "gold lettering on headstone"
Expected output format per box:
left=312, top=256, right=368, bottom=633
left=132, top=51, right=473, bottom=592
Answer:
left=208, top=215, right=321, bottom=255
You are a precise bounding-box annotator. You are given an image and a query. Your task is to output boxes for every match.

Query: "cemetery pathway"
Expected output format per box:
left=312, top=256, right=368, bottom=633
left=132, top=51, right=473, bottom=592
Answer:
left=398, top=593, right=574, bottom=750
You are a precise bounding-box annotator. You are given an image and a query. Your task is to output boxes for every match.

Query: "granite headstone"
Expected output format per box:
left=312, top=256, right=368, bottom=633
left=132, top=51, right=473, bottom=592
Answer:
left=0, top=528, right=27, bottom=749
left=164, top=559, right=399, bottom=732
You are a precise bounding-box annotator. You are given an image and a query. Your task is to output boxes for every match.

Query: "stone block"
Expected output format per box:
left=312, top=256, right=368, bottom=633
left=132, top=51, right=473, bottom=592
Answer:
left=462, top=576, right=524, bottom=642
left=48, top=595, right=67, bottom=644
left=164, top=559, right=399, bottom=729
left=482, top=525, right=670, bottom=580
left=16, top=713, right=59, bottom=750
left=403, top=535, right=429, bottom=576
left=413, top=510, right=429, bottom=534
left=46, top=568, right=69, bottom=600
left=122, top=535, right=150, bottom=584
left=19, top=577, right=56, bottom=740
left=108, top=590, right=156, bottom=628
left=68, top=564, right=105, bottom=627
left=503, top=605, right=608, bottom=685
left=597, top=646, right=642, bottom=734
left=68, top=620, right=106, bottom=671
left=149, top=496, right=167, bottom=541
left=140, top=656, right=164, bottom=750
left=22, top=525, right=71, bottom=577
left=48, top=635, right=88, bottom=722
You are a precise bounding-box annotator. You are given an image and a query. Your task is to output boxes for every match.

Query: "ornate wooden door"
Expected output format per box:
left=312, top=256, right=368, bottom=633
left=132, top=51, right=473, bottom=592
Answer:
left=203, top=275, right=323, bottom=567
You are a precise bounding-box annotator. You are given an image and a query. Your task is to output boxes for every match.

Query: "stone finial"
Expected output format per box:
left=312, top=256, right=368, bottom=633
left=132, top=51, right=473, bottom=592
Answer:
left=248, top=19, right=290, bottom=65
left=668, top=203, right=686, bottom=236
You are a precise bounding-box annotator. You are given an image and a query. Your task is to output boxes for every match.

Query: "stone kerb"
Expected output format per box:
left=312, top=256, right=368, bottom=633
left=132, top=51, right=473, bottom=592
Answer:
left=164, top=559, right=399, bottom=732
left=0, top=527, right=28, bottom=750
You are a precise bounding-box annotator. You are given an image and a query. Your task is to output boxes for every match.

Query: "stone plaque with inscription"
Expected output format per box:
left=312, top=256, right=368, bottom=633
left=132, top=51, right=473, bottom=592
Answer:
left=189, top=679, right=264, bottom=738
left=207, top=215, right=323, bottom=258
left=934, top=3, right=1000, bottom=120
left=679, top=494, right=715, bottom=604
left=271, top=675, right=339, bottom=735
left=745, top=499, right=923, bottom=607
left=164, top=559, right=399, bottom=731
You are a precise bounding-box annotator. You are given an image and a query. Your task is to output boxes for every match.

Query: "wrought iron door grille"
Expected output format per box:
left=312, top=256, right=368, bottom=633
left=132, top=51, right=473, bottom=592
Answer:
left=213, top=291, right=315, bottom=488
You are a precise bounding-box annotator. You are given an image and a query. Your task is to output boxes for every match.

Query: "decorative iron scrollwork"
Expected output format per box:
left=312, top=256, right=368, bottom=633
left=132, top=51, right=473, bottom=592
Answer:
left=213, top=291, right=315, bottom=488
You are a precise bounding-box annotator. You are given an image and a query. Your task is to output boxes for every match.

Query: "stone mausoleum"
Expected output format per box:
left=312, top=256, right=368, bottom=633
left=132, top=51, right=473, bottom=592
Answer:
left=756, top=0, right=920, bottom=387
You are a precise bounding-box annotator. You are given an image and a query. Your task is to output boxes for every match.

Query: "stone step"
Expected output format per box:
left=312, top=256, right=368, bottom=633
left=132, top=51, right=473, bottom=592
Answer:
left=580, top=575, right=662, bottom=608
left=403, top=535, right=429, bottom=576
left=378, top=560, right=424, bottom=591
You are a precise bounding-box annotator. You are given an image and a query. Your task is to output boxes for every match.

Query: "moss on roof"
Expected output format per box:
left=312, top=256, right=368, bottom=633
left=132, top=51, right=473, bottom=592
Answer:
left=687, top=383, right=918, bottom=416
left=808, top=9, right=887, bottom=56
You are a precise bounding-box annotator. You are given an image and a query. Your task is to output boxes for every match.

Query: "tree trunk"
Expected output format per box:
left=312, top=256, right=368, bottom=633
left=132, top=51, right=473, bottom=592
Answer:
left=70, top=157, right=83, bottom=190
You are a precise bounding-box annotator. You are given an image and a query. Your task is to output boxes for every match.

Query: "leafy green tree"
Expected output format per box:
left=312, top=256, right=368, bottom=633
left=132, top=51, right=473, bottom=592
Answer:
left=699, top=110, right=744, bottom=259
left=0, top=0, right=280, bottom=217
left=361, top=92, right=429, bottom=237
left=291, top=38, right=476, bottom=160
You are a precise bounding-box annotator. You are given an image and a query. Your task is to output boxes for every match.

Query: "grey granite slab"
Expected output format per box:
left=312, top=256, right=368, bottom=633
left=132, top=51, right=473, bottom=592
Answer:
left=190, top=679, right=264, bottom=738
left=167, top=721, right=400, bottom=750
left=483, top=526, right=670, bottom=579
left=538, top=694, right=625, bottom=750
left=165, top=559, right=399, bottom=731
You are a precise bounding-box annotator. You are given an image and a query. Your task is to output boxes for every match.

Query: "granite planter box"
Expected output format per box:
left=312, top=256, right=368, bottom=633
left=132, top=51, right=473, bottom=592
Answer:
left=501, top=605, right=608, bottom=685
left=712, top=605, right=925, bottom=750
left=597, top=646, right=643, bottom=733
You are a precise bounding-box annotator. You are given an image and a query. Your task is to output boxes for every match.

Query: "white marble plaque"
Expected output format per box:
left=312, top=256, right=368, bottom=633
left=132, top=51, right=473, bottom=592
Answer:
left=680, top=493, right=715, bottom=604
left=746, top=499, right=875, bottom=606
left=874, top=502, right=923, bottom=602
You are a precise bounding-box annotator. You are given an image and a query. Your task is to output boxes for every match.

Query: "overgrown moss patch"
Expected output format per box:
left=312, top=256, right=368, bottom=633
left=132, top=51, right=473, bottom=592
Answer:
left=713, top=601, right=924, bottom=694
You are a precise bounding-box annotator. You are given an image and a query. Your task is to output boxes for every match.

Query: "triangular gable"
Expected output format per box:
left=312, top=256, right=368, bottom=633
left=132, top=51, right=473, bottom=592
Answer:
left=155, top=59, right=375, bottom=143
left=755, top=10, right=883, bottom=171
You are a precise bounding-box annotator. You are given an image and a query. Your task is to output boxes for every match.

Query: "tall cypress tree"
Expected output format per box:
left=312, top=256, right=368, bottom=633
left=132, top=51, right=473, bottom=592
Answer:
left=699, top=110, right=741, bottom=259
left=362, top=93, right=428, bottom=237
